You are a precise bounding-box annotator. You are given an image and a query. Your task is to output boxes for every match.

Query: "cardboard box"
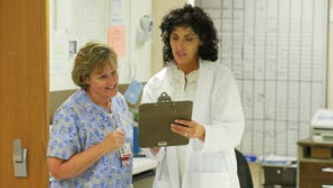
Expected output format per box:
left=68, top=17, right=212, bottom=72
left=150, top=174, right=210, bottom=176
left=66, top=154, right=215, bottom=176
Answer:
left=311, top=147, right=331, bottom=159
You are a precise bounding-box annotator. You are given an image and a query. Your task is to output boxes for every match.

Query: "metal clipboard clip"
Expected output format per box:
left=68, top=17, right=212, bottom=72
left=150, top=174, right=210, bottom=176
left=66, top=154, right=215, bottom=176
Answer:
left=157, top=92, right=172, bottom=103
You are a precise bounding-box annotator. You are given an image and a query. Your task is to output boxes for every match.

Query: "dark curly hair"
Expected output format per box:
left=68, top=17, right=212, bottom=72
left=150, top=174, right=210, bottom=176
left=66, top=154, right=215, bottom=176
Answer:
left=160, top=4, right=219, bottom=64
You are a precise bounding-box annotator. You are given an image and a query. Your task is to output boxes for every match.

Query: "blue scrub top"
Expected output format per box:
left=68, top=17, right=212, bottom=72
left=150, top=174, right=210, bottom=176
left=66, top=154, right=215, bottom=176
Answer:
left=47, top=89, right=133, bottom=188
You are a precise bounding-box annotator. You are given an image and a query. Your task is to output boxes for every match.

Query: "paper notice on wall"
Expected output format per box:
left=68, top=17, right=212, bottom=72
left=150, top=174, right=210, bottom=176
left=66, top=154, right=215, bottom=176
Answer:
left=50, top=30, right=77, bottom=91
left=108, top=26, right=126, bottom=57
left=111, top=0, right=125, bottom=25
left=50, top=30, right=69, bottom=72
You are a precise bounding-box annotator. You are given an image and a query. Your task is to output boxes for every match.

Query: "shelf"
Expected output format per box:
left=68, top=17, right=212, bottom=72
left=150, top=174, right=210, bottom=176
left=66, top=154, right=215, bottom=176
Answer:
left=298, top=139, right=333, bottom=188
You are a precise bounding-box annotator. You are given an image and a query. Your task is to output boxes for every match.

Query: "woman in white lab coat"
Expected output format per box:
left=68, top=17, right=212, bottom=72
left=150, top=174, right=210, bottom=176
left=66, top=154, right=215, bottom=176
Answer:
left=141, top=4, right=245, bottom=188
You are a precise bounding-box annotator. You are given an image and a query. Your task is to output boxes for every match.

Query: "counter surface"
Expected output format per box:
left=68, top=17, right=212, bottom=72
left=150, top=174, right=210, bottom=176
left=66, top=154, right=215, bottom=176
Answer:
left=133, top=157, right=157, bottom=175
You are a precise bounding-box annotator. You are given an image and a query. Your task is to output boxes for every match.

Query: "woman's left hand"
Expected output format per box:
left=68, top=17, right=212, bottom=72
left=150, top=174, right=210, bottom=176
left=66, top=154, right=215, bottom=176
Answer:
left=170, top=119, right=206, bottom=141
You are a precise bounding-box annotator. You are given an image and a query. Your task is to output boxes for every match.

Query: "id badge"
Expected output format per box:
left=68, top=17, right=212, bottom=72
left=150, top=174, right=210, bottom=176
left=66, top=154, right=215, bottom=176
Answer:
left=119, top=143, right=132, bottom=166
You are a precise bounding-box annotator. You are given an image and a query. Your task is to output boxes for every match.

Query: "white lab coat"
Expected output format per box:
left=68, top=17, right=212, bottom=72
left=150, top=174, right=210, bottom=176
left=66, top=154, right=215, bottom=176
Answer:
left=141, top=59, right=245, bottom=188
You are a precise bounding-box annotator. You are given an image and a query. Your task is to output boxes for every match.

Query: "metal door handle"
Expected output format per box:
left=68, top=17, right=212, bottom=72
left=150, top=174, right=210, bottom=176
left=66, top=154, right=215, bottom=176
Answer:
left=13, top=139, right=28, bottom=177
left=322, top=185, right=333, bottom=188
left=322, top=167, right=333, bottom=173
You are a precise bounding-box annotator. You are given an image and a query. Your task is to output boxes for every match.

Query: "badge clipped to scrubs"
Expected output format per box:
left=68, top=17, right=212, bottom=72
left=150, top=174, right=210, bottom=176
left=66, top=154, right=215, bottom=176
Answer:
left=119, top=143, right=132, bottom=166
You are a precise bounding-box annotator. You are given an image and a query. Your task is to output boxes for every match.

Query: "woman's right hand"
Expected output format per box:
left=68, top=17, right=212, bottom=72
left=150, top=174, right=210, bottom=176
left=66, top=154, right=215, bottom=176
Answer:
left=100, top=128, right=126, bottom=154
left=150, top=147, right=160, bottom=153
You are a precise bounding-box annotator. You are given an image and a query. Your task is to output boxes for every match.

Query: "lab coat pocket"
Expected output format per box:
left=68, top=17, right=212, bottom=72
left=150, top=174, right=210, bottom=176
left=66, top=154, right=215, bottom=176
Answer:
left=192, top=173, right=230, bottom=188
left=155, top=180, right=171, bottom=188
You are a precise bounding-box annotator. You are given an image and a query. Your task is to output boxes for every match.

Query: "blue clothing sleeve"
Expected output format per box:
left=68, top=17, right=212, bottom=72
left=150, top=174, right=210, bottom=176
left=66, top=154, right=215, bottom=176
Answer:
left=47, top=107, right=81, bottom=160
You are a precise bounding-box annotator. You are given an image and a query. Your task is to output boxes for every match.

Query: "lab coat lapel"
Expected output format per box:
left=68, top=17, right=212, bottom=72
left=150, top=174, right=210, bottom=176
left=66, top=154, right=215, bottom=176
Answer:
left=165, top=64, right=181, bottom=188
left=164, top=63, right=176, bottom=97
left=183, top=60, right=214, bottom=188
left=192, top=60, right=213, bottom=122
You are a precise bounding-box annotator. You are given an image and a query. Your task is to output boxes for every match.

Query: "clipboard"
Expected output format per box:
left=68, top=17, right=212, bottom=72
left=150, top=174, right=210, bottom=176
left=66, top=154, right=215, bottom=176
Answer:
left=138, top=92, right=193, bottom=147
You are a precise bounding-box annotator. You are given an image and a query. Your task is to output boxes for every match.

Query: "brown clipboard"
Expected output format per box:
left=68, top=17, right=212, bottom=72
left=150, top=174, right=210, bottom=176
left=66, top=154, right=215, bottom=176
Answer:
left=138, top=92, right=193, bottom=147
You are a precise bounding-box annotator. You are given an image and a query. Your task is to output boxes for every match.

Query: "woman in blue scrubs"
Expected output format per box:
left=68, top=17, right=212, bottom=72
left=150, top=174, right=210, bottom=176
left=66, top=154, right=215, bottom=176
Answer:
left=47, top=42, right=133, bottom=188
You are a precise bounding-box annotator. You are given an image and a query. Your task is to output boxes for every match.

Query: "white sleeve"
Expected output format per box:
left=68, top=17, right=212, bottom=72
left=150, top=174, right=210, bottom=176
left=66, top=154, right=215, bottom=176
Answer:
left=141, top=81, right=155, bottom=104
left=140, top=79, right=166, bottom=160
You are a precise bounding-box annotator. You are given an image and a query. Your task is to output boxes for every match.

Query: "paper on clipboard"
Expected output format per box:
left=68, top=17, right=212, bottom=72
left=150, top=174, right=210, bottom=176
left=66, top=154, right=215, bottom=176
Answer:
left=138, top=92, right=192, bottom=147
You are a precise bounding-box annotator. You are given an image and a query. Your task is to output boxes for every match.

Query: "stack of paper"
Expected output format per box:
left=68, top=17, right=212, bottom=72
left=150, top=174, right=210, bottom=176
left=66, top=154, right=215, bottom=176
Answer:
left=262, top=154, right=297, bottom=166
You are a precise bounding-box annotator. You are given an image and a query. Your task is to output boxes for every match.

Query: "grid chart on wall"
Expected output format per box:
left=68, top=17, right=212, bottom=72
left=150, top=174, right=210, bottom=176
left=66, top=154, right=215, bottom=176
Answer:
left=196, top=0, right=328, bottom=157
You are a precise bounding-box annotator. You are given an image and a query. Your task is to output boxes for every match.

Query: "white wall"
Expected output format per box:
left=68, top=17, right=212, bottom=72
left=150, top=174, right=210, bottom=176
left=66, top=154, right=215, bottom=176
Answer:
left=49, top=0, right=152, bottom=91
left=328, top=0, right=333, bottom=108
left=151, top=0, right=187, bottom=75
left=127, top=0, right=152, bottom=83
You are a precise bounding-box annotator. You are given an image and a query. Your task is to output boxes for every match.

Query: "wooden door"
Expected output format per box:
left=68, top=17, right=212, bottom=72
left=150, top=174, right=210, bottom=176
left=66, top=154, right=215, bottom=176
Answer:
left=0, top=0, right=49, bottom=187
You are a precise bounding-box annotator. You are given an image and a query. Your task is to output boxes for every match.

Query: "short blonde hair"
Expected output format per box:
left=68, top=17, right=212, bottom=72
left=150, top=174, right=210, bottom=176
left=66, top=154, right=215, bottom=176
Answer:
left=71, top=42, right=118, bottom=89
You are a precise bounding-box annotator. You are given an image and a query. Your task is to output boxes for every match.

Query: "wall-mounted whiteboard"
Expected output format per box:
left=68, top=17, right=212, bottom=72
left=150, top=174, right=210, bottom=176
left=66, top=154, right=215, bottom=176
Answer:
left=50, top=0, right=152, bottom=91
left=196, top=0, right=328, bottom=157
